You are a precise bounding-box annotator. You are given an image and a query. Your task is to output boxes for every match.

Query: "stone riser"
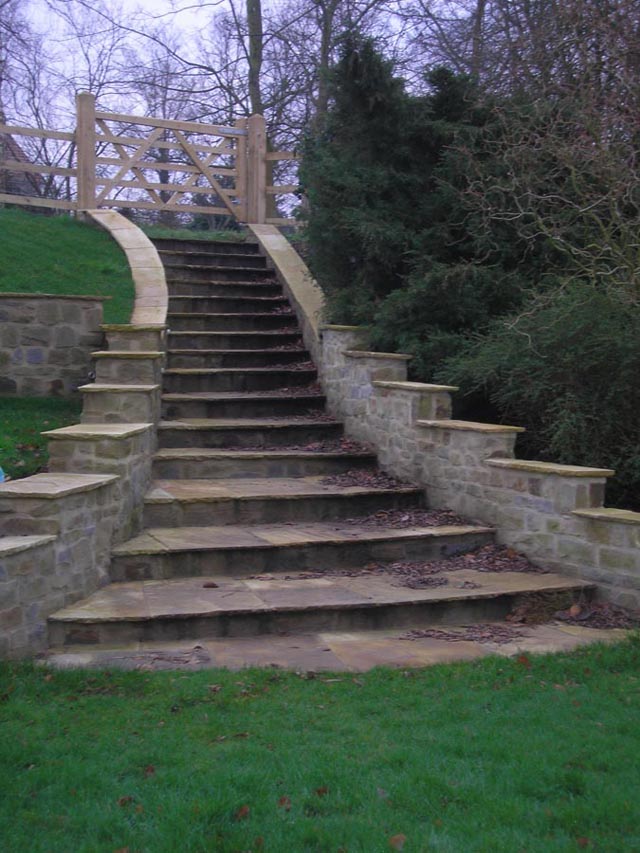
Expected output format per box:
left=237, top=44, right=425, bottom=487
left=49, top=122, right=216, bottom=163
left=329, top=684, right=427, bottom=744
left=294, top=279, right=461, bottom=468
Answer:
left=168, top=297, right=288, bottom=314
left=49, top=590, right=568, bottom=647
left=94, top=360, right=163, bottom=386
left=167, top=281, right=283, bottom=298
left=157, top=422, right=344, bottom=449
left=162, top=369, right=317, bottom=394
left=143, top=489, right=424, bottom=529
left=81, top=389, right=160, bottom=424
left=167, top=313, right=296, bottom=332
left=152, top=452, right=375, bottom=479
left=166, top=349, right=310, bottom=369
left=162, top=254, right=269, bottom=270
left=154, top=239, right=260, bottom=255
left=161, top=395, right=325, bottom=419
left=110, top=530, right=495, bottom=581
left=165, top=266, right=275, bottom=283
left=167, top=331, right=302, bottom=349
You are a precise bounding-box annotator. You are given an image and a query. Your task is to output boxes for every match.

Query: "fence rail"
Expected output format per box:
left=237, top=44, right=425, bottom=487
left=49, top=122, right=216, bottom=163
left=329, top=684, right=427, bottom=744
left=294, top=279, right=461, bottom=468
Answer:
left=0, top=93, right=300, bottom=225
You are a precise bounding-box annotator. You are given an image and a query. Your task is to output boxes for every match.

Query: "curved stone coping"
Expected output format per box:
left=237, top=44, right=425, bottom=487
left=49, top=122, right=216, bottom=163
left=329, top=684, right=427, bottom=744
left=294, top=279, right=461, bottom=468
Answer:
left=101, top=324, right=166, bottom=332
left=0, top=292, right=109, bottom=302
left=0, top=472, right=118, bottom=498
left=487, top=458, right=615, bottom=478
left=418, top=419, right=525, bottom=433
left=43, top=423, right=153, bottom=440
left=0, top=534, right=57, bottom=556
left=344, top=350, right=412, bottom=361
left=91, top=351, right=164, bottom=359
left=78, top=383, right=160, bottom=393
left=87, top=209, right=168, bottom=326
left=375, top=380, right=458, bottom=393
left=248, top=224, right=324, bottom=352
left=573, top=507, right=640, bottom=526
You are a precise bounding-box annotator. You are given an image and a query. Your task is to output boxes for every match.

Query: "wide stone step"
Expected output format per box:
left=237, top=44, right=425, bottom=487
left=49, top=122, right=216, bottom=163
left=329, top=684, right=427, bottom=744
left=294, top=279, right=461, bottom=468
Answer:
left=47, top=568, right=592, bottom=647
left=167, top=312, right=297, bottom=332
left=165, top=266, right=275, bottom=283
left=162, top=367, right=317, bottom=393
left=168, top=295, right=288, bottom=314
left=157, top=417, right=344, bottom=448
left=109, top=521, right=495, bottom=581
left=166, top=348, right=311, bottom=369
left=152, top=448, right=376, bottom=479
left=167, top=330, right=303, bottom=350
left=143, top=476, right=424, bottom=528
left=168, top=280, right=283, bottom=298
left=162, top=391, right=325, bottom=419
left=153, top=238, right=260, bottom=255
left=161, top=253, right=268, bottom=269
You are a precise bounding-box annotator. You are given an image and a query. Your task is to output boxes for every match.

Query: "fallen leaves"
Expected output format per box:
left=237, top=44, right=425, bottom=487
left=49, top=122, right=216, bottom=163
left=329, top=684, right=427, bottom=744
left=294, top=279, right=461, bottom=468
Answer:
left=234, top=804, right=250, bottom=821
left=277, top=795, right=292, bottom=811
left=389, top=833, right=407, bottom=850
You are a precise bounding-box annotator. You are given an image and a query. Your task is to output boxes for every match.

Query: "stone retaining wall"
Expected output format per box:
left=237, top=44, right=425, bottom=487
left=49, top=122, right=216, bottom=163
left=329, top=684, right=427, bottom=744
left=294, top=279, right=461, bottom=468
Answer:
left=0, top=294, right=105, bottom=396
left=319, top=325, right=640, bottom=607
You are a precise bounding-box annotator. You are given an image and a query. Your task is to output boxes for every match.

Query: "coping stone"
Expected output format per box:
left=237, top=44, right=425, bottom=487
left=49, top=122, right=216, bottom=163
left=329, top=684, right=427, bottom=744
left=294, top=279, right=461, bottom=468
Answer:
left=418, top=419, right=525, bottom=433
left=573, top=508, right=640, bottom=526
left=488, top=458, right=615, bottom=478
left=0, top=472, right=118, bottom=498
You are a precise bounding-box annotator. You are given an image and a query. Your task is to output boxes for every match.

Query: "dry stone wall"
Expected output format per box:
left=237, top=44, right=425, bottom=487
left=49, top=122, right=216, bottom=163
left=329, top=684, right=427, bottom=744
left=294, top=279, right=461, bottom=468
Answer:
left=319, top=325, right=640, bottom=608
left=0, top=294, right=105, bottom=396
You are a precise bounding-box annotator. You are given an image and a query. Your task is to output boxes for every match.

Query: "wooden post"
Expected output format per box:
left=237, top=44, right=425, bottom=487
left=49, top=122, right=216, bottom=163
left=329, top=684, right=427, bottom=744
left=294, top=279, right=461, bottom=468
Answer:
left=76, top=91, right=96, bottom=210
left=246, top=113, right=266, bottom=224
left=234, top=117, right=248, bottom=223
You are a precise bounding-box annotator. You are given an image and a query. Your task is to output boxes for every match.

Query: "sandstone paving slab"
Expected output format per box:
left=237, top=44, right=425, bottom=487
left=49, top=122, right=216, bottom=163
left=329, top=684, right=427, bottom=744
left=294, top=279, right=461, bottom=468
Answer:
left=323, top=633, right=488, bottom=670
left=52, top=583, right=148, bottom=621
left=253, top=584, right=370, bottom=609
left=142, top=577, right=266, bottom=616
left=147, top=525, right=266, bottom=550
left=201, top=635, right=350, bottom=671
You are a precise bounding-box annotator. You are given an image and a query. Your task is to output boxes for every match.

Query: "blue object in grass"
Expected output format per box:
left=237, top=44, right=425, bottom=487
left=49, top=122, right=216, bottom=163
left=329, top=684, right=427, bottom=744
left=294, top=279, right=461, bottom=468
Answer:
left=0, top=467, right=4, bottom=483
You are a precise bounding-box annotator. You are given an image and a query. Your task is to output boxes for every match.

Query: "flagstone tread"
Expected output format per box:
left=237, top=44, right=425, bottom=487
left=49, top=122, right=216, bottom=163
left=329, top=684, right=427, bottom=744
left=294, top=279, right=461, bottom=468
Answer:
left=162, top=392, right=324, bottom=402
left=45, top=621, right=629, bottom=671
left=0, top=472, right=118, bottom=498
left=144, top=477, right=420, bottom=503
left=111, top=522, right=496, bottom=555
left=164, top=368, right=316, bottom=375
left=157, top=417, right=341, bottom=430
left=48, top=570, right=592, bottom=623
left=154, top=448, right=374, bottom=460
left=44, top=423, right=152, bottom=440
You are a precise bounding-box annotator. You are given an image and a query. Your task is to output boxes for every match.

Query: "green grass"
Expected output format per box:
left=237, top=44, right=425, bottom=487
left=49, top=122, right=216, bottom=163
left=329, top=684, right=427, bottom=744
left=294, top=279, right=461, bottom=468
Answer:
left=0, top=208, right=135, bottom=324
left=141, top=224, right=248, bottom=242
left=0, top=396, right=81, bottom=480
left=1, top=639, right=639, bottom=852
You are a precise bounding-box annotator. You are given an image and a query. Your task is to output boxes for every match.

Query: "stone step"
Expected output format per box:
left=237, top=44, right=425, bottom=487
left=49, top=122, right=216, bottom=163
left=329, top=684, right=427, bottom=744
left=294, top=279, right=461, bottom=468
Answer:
left=167, top=312, right=297, bottom=332
left=109, top=521, right=495, bottom=581
left=168, top=295, right=288, bottom=314
left=167, top=280, right=283, bottom=298
left=47, top=567, right=592, bottom=647
left=152, top=448, right=376, bottom=479
left=162, top=367, right=317, bottom=393
left=167, top=330, right=303, bottom=350
left=152, top=238, right=260, bottom=255
left=143, top=476, right=424, bottom=528
left=165, top=265, right=275, bottom=283
left=166, top=348, right=310, bottom=369
left=161, top=254, right=269, bottom=270
left=157, top=418, right=343, bottom=448
left=161, top=391, right=325, bottom=419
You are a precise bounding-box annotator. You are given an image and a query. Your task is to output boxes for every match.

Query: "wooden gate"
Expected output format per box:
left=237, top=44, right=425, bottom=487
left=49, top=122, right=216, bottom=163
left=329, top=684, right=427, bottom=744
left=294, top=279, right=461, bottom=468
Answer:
left=0, top=92, right=297, bottom=225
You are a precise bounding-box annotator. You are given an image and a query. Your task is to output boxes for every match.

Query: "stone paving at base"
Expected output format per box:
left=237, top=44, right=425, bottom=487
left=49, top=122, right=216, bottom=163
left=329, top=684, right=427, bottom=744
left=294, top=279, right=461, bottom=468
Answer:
left=44, top=623, right=629, bottom=672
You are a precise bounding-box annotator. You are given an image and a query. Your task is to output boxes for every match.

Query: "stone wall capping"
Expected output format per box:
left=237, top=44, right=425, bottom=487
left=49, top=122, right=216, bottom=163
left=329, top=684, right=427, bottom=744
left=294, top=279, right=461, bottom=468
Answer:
left=43, top=423, right=153, bottom=440
left=0, top=534, right=58, bottom=556
left=487, top=458, right=615, bottom=478
left=418, top=419, right=525, bottom=433
left=344, top=350, right=412, bottom=361
left=101, top=324, right=166, bottom=332
left=573, top=508, right=640, bottom=526
left=91, top=351, right=164, bottom=359
left=78, top=383, right=160, bottom=393
left=0, top=472, right=118, bottom=499
left=375, top=381, right=459, bottom=393
left=0, top=293, right=110, bottom=302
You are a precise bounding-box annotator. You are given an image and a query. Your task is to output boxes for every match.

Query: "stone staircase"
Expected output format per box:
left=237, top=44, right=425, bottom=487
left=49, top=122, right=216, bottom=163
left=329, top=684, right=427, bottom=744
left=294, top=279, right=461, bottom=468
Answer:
left=46, top=237, right=595, bottom=667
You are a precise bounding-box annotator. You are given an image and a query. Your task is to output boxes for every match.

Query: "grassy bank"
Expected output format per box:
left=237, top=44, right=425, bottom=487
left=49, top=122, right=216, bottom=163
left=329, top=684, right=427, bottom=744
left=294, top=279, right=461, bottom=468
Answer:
left=1, top=638, right=639, bottom=852
left=142, top=224, right=247, bottom=242
left=0, top=208, right=134, bottom=324
left=0, top=396, right=82, bottom=479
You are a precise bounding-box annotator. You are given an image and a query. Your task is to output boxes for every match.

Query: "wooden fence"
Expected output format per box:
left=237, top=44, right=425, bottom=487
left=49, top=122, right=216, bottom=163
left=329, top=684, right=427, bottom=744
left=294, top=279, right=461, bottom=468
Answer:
left=0, top=92, right=298, bottom=225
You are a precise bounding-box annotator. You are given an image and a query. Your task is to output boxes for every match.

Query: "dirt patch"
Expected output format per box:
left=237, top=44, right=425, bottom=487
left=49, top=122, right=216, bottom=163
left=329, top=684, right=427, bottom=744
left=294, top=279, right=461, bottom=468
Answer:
left=320, top=469, right=413, bottom=490
left=343, top=507, right=472, bottom=528
left=400, top=624, right=527, bottom=644
left=223, top=437, right=373, bottom=453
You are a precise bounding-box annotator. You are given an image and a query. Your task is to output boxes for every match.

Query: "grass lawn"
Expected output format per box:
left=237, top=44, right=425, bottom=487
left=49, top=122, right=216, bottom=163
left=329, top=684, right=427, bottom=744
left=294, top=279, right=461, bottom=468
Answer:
left=1, top=638, right=639, bottom=852
left=0, top=396, right=82, bottom=480
left=0, top=208, right=134, bottom=324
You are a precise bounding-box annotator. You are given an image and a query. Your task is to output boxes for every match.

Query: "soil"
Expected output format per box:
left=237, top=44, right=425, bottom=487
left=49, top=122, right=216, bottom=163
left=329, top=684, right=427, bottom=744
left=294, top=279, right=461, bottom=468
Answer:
left=400, top=624, right=528, bottom=644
